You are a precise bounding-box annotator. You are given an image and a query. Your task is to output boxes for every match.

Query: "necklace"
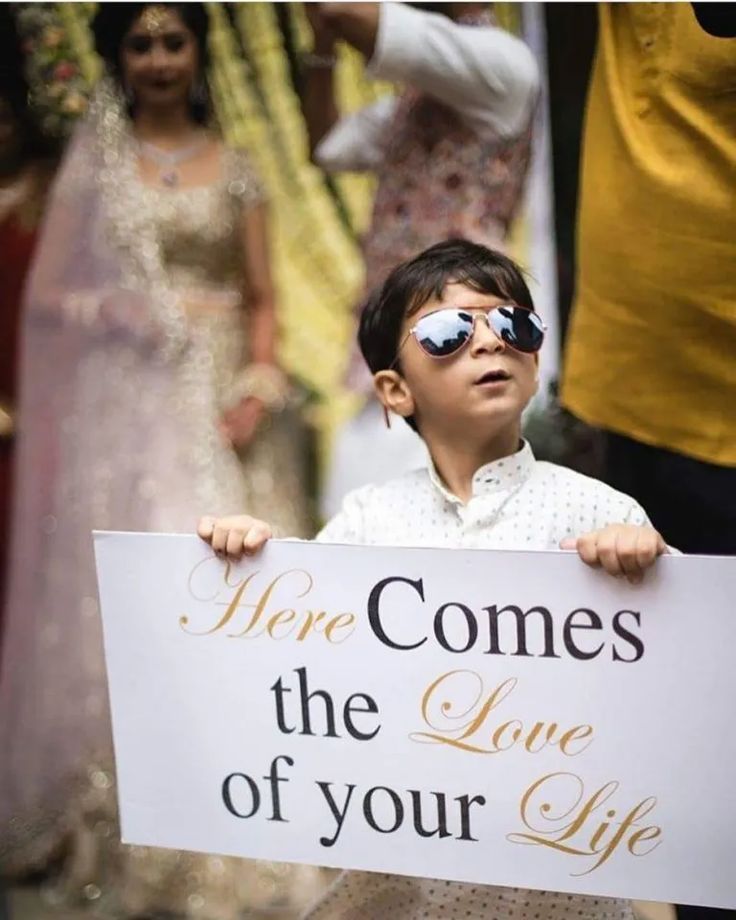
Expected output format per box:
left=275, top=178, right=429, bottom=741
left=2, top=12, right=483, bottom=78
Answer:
left=136, top=136, right=209, bottom=188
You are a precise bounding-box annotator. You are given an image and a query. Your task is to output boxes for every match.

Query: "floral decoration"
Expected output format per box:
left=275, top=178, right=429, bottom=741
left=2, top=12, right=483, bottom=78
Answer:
left=13, top=3, right=95, bottom=138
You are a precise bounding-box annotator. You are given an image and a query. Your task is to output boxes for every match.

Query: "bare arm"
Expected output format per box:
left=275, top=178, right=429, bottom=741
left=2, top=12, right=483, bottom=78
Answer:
left=320, top=2, right=379, bottom=57
left=240, top=201, right=277, bottom=366
left=299, top=3, right=380, bottom=159
left=299, top=4, right=339, bottom=159
left=219, top=202, right=283, bottom=449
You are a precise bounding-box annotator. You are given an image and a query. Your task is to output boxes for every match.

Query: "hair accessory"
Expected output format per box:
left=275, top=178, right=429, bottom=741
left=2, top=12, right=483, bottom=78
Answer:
left=140, top=5, right=170, bottom=36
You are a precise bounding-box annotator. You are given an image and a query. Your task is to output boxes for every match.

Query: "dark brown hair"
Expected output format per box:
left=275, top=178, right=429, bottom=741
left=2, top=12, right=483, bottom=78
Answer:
left=358, top=238, right=535, bottom=431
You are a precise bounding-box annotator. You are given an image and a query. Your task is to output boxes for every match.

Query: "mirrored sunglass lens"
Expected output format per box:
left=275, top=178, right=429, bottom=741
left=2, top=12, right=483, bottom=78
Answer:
left=415, top=310, right=474, bottom=356
left=493, top=307, right=544, bottom=353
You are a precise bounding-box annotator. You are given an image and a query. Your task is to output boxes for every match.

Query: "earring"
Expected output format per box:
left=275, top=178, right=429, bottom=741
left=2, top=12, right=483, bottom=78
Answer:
left=383, top=406, right=392, bottom=430
left=190, top=76, right=208, bottom=107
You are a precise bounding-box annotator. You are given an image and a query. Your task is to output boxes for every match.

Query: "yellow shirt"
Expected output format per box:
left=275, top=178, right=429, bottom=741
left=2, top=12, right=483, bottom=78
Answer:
left=562, top=2, right=736, bottom=466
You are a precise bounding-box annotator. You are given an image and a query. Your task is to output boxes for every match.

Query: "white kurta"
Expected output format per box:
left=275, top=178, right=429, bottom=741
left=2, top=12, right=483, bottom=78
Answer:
left=309, top=441, right=647, bottom=919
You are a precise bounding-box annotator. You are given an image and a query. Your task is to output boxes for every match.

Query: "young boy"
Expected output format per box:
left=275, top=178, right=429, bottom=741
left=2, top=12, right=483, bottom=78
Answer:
left=199, top=239, right=666, bottom=919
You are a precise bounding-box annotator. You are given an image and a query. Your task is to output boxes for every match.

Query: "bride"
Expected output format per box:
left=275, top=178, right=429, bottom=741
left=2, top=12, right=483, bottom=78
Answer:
left=0, top=4, right=327, bottom=917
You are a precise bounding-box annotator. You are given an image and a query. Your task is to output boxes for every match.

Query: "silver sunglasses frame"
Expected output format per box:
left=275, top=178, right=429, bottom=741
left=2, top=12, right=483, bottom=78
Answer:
left=393, top=304, right=547, bottom=366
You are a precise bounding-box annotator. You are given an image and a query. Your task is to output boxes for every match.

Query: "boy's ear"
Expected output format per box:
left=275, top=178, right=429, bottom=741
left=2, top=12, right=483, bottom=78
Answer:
left=373, top=369, right=415, bottom=423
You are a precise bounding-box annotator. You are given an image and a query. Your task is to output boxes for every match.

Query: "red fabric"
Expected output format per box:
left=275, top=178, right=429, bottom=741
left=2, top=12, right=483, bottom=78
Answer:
left=0, top=214, right=37, bottom=630
left=0, top=214, right=35, bottom=400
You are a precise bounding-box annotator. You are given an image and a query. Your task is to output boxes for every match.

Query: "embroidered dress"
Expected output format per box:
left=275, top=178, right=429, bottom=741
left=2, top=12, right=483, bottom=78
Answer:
left=0, top=81, right=324, bottom=918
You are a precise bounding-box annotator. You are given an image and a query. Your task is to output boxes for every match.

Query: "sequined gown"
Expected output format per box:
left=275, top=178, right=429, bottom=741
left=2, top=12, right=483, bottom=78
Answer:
left=0, top=89, right=327, bottom=918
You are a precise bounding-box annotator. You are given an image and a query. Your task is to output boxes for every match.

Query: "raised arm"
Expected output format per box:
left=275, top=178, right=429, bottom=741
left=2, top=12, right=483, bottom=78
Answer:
left=352, top=2, right=539, bottom=140
left=299, top=4, right=343, bottom=160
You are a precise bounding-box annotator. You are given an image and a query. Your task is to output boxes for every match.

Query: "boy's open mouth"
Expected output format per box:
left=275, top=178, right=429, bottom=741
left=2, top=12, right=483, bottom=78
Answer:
left=475, top=369, right=511, bottom=385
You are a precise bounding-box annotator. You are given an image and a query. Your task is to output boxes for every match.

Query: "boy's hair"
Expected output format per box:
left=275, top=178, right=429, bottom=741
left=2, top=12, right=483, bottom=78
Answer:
left=358, top=238, right=536, bottom=431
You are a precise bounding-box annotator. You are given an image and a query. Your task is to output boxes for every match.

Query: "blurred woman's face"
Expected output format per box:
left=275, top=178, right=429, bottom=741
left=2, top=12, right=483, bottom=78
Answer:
left=120, top=5, right=199, bottom=113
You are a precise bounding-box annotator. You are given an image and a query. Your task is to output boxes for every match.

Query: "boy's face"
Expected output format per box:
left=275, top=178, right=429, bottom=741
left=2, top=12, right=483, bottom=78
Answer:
left=376, top=282, right=539, bottom=441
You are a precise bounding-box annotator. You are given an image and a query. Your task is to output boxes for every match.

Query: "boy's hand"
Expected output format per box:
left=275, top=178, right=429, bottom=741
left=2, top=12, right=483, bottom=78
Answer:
left=560, top=524, right=667, bottom=584
left=197, top=514, right=273, bottom=560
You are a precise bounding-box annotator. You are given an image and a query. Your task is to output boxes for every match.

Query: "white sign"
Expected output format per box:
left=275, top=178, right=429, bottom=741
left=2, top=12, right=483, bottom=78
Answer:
left=93, top=532, right=736, bottom=910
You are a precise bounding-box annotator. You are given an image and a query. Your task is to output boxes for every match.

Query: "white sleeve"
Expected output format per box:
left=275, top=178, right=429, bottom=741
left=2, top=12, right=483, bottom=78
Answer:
left=367, top=2, right=540, bottom=140
left=313, top=96, right=398, bottom=173
left=623, top=500, right=653, bottom=529
left=315, top=485, right=373, bottom=544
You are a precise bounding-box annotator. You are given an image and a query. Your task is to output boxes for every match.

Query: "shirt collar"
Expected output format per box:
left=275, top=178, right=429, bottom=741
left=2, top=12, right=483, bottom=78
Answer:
left=427, top=440, right=536, bottom=505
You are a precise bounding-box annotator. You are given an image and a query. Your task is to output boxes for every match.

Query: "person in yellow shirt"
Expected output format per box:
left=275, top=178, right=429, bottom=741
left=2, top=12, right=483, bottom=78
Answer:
left=563, top=2, right=736, bottom=564
left=563, top=4, right=735, bottom=916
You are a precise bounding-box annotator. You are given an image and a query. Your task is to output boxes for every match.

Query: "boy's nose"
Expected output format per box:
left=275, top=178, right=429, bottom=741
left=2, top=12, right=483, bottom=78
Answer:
left=470, top=313, right=505, bottom=354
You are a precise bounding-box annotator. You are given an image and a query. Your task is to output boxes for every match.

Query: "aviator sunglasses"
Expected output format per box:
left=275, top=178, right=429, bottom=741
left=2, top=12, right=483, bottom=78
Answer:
left=395, top=304, right=546, bottom=363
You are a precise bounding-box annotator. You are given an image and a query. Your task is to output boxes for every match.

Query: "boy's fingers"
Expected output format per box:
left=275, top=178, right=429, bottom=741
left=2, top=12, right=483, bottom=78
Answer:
left=597, top=529, right=623, bottom=577
left=211, top=524, right=230, bottom=555
left=576, top=532, right=601, bottom=567
left=243, top=521, right=272, bottom=555
left=617, top=530, right=643, bottom=582
left=635, top=531, right=659, bottom=572
left=564, top=526, right=666, bottom=582
left=225, top=528, right=246, bottom=560
left=197, top=515, right=216, bottom=540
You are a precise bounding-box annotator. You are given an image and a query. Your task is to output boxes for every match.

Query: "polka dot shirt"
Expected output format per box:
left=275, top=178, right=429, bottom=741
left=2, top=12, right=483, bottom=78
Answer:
left=317, top=440, right=650, bottom=552
left=310, top=441, right=646, bottom=919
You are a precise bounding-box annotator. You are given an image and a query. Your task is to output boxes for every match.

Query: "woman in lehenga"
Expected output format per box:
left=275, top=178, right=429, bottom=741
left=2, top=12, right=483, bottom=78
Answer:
left=0, top=4, right=330, bottom=917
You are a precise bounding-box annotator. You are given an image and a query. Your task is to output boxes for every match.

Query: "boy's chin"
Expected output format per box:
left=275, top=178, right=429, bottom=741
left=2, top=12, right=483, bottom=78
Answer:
left=447, top=406, right=520, bottom=437
left=470, top=393, right=530, bottom=421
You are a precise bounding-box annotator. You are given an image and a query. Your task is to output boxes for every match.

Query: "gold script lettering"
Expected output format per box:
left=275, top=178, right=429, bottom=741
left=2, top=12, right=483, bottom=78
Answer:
left=410, top=670, right=593, bottom=756
left=507, top=772, right=661, bottom=875
left=180, top=571, right=262, bottom=635
left=266, top=608, right=297, bottom=639
left=325, top=612, right=356, bottom=644
left=179, top=563, right=356, bottom=645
